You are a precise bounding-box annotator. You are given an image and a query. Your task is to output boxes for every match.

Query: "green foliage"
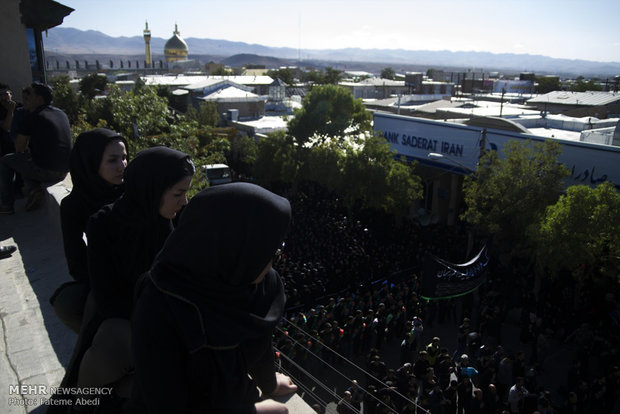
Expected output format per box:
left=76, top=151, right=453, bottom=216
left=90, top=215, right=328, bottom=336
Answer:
left=253, top=131, right=298, bottom=190
left=301, top=67, right=342, bottom=85
left=211, top=66, right=232, bottom=76
left=461, top=139, right=570, bottom=259
left=381, top=67, right=396, bottom=80
left=339, top=135, right=422, bottom=216
left=570, top=79, right=602, bottom=92
left=186, top=102, right=220, bottom=128
left=302, top=70, right=324, bottom=84
left=324, top=67, right=343, bottom=85
left=297, top=140, right=344, bottom=193
left=288, top=85, right=372, bottom=146
left=537, top=181, right=620, bottom=281
left=50, top=75, right=80, bottom=124
left=228, top=135, right=257, bottom=178
left=267, top=68, right=295, bottom=85
left=79, top=73, right=107, bottom=99
left=103, top=84, right=170, bottom=141
left=536, top=76, right=561, bottom=94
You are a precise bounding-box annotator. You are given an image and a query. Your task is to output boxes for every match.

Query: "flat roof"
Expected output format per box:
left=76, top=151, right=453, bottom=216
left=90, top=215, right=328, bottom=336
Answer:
left=528, top=91, right=620, bottom=106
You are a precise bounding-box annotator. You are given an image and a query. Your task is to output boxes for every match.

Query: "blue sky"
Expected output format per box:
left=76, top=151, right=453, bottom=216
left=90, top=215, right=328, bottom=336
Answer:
left=56, top=0, right=620, bottom=63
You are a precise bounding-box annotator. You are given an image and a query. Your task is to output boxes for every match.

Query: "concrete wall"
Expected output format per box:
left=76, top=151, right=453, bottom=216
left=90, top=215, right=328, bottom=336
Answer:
left=0, top=0, right=33, bottom=102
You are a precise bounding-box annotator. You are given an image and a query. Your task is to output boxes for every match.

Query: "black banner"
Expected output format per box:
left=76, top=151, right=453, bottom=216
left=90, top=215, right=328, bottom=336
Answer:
left=420, top=245, right=489, bottom=301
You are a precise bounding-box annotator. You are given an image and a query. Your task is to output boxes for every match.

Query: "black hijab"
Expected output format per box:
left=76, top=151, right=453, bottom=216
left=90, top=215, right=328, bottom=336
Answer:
left=99, top=146, right=195, bottom=285
left=69, top=128, right=127, bottom=213
left=150, top=182, right=292, bottom=350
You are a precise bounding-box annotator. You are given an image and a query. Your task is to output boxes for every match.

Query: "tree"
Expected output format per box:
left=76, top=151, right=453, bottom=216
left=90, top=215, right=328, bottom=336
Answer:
left=536, top=181, right=620, bottom=282
left=339, top=135, right=422, bottom=216
left=267, top=68, right=295, bottom=85
left=96, top=84, right=170, bottom=144
left=51, top=75, right=80, bottom=124
left=186, top=101, right=220, bottom=127
left=211, top=66, right=232, bottom=76
left=228, top=135, right=257, bottom=178
left=381, top=67, right=396, bottom=80
left=302, top=70, right=325, bottom=84
left=324, top=67, right=343, bottom=85
left=536, top=76, right=561, bottom=94
left=287, top=85, right=372, bottom=146
left=570, top=79, right=602, bottom=92
left=297, top=140, right=344, bottom=193
left=461, top=139, right=570, bottom=262
left=79, top=73, right=107, bottom=99
left=253, top=131, right=298, bottom=190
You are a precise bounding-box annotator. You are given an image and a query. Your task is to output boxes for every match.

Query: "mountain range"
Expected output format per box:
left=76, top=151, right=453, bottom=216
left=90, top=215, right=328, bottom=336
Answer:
left=45, top=27, right=620, bottom=78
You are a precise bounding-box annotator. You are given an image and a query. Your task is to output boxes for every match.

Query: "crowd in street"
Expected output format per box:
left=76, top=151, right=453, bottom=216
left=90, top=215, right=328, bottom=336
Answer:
left=274, top=185, right=620, bottom=414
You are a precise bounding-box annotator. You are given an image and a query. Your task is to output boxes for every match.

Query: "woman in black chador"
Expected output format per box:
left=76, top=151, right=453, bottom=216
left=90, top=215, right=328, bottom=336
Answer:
left=52, top=128, right=128, bottom=333
left=50, top=146, right=195, bottom=414
left=132, top=182, right=298, bottom=414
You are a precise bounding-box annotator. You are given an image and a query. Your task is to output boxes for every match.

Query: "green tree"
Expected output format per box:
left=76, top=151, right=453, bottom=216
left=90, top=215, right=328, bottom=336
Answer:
left=570, top=79, right=602, bottom=92
left=212, top=66, right=232, bottom=76
left=303, top=70, right=325, bottom=84
left=79, top=73, right=108, bottom=99
left=339, top=135, right=422, bottom=216
left=461, top=139, right=570, bottom=262
left=99, top=84, right=170, bottom=144
left=50, top=75, right=80, bottom=124
left=381, top=67, right=396, bottom=80
left=186, top=101, right=220, bottom=127
left=253, top=131, right=298, bottom=190
left=288, top=85, right=372, bottom=146
left=537, top=181, right=620, bottom=282
left=324, top=67, right=343, bottom=85
left=536, top=76, right=561, bottom=94
left=297, top=140, right=344, bottom=193
left=267, top=68, right=295, bottom=85
left=228, top=135, right=257, bottom=178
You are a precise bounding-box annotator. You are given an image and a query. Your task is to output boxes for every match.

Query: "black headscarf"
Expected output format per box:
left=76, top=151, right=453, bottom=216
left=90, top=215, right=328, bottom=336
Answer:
left=150, top=182, right=292, bottom=350
left=91, top=146, right=195, bottom=308
left=116, top=146, right=195, bottom=223
left=69, top=128, right=127, bottom=213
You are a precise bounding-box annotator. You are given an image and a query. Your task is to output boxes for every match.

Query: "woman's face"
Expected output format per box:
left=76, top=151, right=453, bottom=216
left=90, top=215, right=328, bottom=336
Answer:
left=159, top=175, right=192, bottom=219
left=98, top=140, right=127, bottom=185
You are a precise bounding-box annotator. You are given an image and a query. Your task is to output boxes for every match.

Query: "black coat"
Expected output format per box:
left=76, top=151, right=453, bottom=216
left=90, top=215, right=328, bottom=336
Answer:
left=48, top=147, right=193, bottom=413
left=132, top=182, right=292, bottom=413
left=59, top=128, right=126, bottom=284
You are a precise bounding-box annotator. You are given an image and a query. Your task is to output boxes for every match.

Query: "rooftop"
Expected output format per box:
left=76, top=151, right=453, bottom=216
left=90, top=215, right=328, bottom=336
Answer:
left=528, top=90, right=620, bottom=106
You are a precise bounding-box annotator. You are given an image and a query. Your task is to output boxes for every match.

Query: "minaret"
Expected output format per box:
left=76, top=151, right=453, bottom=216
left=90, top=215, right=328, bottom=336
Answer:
left=143, top=21, right=152, bottom=68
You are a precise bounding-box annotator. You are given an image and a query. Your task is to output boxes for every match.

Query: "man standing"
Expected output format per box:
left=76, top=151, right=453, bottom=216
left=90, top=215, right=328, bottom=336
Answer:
left=0, top=82, right=71, bottom=214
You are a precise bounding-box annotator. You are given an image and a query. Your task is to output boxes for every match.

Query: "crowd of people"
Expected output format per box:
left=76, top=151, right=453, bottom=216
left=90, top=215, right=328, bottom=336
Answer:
left=1, top=81, right=619, bottom=414
left=273, top=185, right=620, bottom=413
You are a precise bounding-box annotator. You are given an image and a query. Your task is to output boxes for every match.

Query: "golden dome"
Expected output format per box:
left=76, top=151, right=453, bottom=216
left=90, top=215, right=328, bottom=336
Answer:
left=164, top=24, right=188, bottom=62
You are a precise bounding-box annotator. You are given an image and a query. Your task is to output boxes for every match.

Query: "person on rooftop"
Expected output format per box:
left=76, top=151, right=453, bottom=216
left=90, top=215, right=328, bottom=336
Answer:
left=49, top=146, right=194, bottom=413
left=51, top=128, right=128, bottom=333
left=131, top=182, right=297, bottom=413
left=0, top=82, right=71, bottom=214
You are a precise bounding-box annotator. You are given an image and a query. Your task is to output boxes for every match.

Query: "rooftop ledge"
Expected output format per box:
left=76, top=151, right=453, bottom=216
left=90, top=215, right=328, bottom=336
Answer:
left=0, top=176, right=314, bottom=413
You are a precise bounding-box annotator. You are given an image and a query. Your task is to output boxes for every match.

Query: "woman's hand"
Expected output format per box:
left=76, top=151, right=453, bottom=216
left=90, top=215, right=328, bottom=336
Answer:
left=270, top=373, right=298, bottom=397
left=255, top=399, right=288, bottom=414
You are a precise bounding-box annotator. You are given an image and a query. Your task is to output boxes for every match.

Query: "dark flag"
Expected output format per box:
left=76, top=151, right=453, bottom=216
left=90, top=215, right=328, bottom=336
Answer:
left=420, top=244, right=489, bottom=301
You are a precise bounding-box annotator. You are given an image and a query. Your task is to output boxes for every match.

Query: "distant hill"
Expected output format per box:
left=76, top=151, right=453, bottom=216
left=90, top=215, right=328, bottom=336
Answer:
left=45, top=27, right=620, bottom=77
